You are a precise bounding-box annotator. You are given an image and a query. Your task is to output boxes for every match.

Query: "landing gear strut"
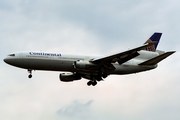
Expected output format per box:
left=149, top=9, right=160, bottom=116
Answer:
left=101, top=72, right=108, bottom=78
left=28, top=69, right=32, bottom=78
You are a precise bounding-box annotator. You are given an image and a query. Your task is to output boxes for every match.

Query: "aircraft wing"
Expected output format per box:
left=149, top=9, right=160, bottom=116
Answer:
left=90, top=42, right=157, bottom=65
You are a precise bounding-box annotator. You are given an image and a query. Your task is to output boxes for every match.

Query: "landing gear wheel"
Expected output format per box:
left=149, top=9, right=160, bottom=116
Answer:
left=87, top=81, right=97, bottom=86
left=87, top=81, right=92, bottom=86
left=28, top=74, right=32, bottom=78
left=92, top=81, right=97, bottom=86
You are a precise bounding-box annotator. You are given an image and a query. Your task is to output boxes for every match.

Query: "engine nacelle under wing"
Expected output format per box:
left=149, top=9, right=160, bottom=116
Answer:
left=59, top=73, right=81, bottom=82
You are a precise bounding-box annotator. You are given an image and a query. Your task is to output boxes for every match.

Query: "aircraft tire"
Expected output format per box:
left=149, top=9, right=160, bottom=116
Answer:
left=92, top=81, right=97, bottom=86
left=28, top=74, right=32, bottom=78
left=87, top=81, right=92, bottom=86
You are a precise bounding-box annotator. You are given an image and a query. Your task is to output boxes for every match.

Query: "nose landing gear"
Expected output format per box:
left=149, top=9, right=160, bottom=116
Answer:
left=28, top=69, right=32, bottom=78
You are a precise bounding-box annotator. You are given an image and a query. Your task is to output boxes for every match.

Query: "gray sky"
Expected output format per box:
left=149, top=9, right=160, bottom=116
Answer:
left=1, top=0, right=180, bottom=120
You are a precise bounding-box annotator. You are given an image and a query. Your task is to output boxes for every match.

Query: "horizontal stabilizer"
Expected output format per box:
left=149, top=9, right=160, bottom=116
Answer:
left=139, top=51, right=175, bottom=65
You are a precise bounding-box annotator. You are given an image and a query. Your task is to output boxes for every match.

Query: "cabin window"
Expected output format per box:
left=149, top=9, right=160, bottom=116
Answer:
left=9, top=54, right=15, bottom=56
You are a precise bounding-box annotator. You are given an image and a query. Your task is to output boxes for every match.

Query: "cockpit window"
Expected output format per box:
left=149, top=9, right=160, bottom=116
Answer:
left=9, top=54, right=15, bottom=57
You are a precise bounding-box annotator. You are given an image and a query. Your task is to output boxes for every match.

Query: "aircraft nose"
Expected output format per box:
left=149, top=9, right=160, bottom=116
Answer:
left=3, top=58, right=12, bottom=65
left=4, top=58, right=9, bottom=64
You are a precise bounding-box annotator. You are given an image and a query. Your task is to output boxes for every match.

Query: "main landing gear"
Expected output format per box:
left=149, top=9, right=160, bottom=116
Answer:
left=86, top=72, right=107, bottom=86
left=28, top=69, right=32, bottom=78
left=87, top=81, right=97, bottom=86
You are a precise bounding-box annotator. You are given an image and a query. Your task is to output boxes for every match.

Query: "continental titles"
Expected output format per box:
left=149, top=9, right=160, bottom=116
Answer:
left=29, top=52, right=61, bottom=56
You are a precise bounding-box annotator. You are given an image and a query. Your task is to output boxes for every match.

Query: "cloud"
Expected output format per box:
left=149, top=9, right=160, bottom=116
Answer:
left=56, top=100, right=93, bottom=120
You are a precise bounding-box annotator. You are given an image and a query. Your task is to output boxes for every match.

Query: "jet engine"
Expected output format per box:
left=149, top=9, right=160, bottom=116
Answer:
left=74, top=60, right=96, bottom=69
left=59, top=72, right=81, bottom=82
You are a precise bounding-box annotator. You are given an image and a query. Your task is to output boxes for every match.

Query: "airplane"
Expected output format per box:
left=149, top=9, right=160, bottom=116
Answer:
left=4, top=33, right=175, bottom=86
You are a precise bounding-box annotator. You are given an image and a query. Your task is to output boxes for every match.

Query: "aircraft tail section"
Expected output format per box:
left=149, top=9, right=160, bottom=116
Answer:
left=139, top=51, right=175, bottom=65
left=143, top=33, right=162, bottom=52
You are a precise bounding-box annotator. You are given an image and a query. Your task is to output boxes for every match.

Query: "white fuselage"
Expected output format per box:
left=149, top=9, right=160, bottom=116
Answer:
left=4, top=50, right=158, bottom=75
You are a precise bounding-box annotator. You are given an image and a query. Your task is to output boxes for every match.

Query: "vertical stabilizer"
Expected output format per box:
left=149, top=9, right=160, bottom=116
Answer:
left=144, top=33, right=162, bottom=52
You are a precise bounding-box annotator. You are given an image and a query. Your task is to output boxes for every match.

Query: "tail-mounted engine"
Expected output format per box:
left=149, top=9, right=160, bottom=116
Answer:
left=59, top=73, right=81, bottom=82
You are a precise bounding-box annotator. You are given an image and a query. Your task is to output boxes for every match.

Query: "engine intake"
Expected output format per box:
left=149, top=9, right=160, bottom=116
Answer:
left=59, top=73, right=81, bottom=82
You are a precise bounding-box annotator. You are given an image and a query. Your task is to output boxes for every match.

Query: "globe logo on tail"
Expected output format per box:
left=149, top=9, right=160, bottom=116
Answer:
left=144, top=39, right=156, bottom=52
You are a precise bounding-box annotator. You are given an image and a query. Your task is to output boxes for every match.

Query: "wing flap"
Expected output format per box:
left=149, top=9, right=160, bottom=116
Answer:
left=139, top=51, right=175, bottom=65
left=117, top=51, right=139, bottom=64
